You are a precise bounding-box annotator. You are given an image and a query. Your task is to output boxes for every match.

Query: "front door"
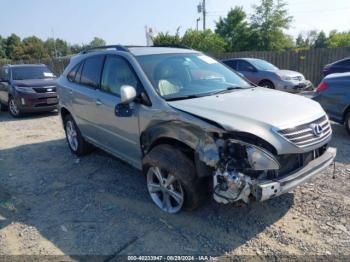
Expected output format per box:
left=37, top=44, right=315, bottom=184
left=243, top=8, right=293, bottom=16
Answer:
left=93, top=55, right=141, bottom=167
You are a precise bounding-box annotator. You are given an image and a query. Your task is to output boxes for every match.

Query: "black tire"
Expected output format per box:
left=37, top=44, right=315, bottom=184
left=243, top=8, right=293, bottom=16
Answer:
left=259, top=80, right=275, bottom=89
left=143, top=145, right=205, bottom=212
left=63, top=114, right=91, bottom=156
left=345, top=111, right=350, bottom=135
left=8, top=97, right=21, bottom=117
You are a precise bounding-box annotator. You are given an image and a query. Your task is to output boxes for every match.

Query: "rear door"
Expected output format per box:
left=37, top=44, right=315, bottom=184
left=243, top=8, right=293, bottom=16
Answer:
left=93, top=55, right=142, bottom=167
left=70, top=55, right=105, bottom=141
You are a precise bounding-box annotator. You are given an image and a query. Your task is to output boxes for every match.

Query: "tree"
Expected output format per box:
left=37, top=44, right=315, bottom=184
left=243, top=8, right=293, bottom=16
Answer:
left=250, top=0, right=293, bottom=51
left=182, top=29, right=226, bottom=53
left=70, top=44, right=84, bottom=54
left=45, top=38, right=71, bottom=57
left=0, top=36, right=6, bottom=58
left=21, top=36, right=49, bottom=60
left=314, top=31, right=328, bottom=48
left=215, top=7, right=252, bottom=51
left=152, top=28, right=182, bottom=46
left=89, top=37, right=106, bottom=48
left=327, top=30, right=350, bottom=48
left=5, top=34, right=23, bottom=59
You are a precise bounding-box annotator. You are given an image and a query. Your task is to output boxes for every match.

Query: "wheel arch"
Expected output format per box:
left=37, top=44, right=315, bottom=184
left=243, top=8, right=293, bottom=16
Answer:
left=343, top=105, right=350, bottom=122
left=258, top=79, right=274, bottom=87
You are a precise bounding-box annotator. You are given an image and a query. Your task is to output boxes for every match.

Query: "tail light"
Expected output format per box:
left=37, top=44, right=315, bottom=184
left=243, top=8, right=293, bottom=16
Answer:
left=316, top=81, right=329, bottom=93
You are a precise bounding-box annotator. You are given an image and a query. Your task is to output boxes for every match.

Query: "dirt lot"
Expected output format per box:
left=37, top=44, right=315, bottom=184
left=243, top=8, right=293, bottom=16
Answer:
left=0, top=111, right=349, bottom=259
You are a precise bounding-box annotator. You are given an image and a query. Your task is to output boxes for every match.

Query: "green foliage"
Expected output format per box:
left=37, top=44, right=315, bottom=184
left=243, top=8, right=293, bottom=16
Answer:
left=152, top=28, right=182, bottom=46
left=250, top=0, right=293, bottom=51
left=215, top=7, right=252, bottom=51
left=314, top=31, right=328, bottom=48
left=0, top=35, right=106, bottom=60
left=88, top=37, right=107, bottom=48
left=152, top=29, right=226, bottom=54
left=327, top=30, right=350, bottom=48
left=182, top=29, right=226, bottom=53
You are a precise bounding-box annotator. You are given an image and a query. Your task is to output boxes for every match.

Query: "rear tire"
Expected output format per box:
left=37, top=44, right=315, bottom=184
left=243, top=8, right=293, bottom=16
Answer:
left=143, top=145, right=205, bottom=213
left=259, top=80, right=275, bottom=89
left=63, top=114, right=91, bottom=156
left=345, top=111, right=350, bottom=135
left=8, top=97, right=21, bottom=117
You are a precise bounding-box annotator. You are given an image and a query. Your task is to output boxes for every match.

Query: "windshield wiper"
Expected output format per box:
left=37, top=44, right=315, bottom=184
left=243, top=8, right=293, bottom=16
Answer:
left=166, top=94, right=202, bottom=101
left=208, top=86, right=248, bottom=96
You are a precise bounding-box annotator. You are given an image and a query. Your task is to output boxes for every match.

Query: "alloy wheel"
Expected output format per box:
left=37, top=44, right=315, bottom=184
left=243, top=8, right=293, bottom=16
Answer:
left=147, top=166, right=184, bottom=213
left=66, top=120, right=79, bottom=152
left=9, top=99, right=19, bottom=116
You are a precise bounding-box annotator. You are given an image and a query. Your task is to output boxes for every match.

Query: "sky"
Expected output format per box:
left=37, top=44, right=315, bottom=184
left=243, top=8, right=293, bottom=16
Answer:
left=0, top=0, right=349, bottom=45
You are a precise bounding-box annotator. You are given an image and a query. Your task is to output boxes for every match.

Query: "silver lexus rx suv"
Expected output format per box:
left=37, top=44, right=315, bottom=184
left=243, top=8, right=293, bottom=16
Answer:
left=57, top=45, right=336, bottom=213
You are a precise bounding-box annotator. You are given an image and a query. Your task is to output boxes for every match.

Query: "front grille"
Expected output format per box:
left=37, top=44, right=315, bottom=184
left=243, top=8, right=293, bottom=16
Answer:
left=33, top=86, right=56, bottom=93
left=278, top=116, right=332, bottom=148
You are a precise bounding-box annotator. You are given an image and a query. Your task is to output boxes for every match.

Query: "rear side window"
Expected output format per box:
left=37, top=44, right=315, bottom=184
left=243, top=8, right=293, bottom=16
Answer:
left=237, top=60, right=254, bottom=71
left=80, top=55, right=105, bottom=88
left=67, top=63, right=80, bottom=82
left=224, top=60, right=237, bottom=70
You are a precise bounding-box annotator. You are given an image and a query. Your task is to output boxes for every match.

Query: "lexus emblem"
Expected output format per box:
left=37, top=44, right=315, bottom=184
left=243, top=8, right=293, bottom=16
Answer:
left=311, top=124, right=323, bottom=137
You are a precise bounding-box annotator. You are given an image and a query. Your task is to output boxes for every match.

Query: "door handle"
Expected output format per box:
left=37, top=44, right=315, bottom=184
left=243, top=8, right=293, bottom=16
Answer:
left=69, top=89, right=73, bottom=95
left=96, top=100, right=102, bottom=106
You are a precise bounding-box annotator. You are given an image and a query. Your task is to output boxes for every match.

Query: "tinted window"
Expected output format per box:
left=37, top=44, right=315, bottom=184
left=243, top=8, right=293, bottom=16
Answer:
left=237, top=61, right=254, bottom=72
left=12, top=66, right=55, bottom=80
left=80, top=55, right=105, bottom=88
left=101, top=56, right=139, bottom=96
left=67, top=63, right=80, bottom=82
left=224, top=60, right=237, bottom=70
left=0, top=67, right=9, bottom=80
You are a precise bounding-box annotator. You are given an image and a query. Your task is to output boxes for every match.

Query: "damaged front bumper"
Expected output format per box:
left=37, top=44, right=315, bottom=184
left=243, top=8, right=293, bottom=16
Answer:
left=254, top=147, right=337, bottom=201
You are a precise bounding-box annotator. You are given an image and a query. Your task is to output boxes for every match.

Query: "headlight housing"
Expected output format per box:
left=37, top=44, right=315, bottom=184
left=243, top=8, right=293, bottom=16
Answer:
left=280, top=75, right=292, bottom=81
left=15, top=86, right=36, bottom=93
left=220, top=139, right=280, bottom=171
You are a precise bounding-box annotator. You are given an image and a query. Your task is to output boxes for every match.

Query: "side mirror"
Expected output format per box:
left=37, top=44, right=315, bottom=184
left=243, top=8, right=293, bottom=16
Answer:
left=120, top=85, right=137, bottom=104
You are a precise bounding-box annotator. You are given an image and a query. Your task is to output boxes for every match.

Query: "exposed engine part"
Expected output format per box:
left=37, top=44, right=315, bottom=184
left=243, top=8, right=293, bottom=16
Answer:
left=213, top=170, right=251, bottom=204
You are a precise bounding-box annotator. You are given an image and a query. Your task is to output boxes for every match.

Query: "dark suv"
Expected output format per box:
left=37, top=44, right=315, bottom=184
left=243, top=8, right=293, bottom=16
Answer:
left=323, top=57, right=350, bottom=76
left=0, top=64, right=58, bottom=117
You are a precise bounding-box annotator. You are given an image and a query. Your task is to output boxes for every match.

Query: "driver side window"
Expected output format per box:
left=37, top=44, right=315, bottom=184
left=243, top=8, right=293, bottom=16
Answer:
left=101, top=56, right=139, bottom=96
left=237, top=61, right=254, bottom=72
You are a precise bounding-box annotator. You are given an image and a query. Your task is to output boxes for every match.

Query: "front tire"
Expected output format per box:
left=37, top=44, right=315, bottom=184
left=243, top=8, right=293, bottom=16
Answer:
left=143, top=145, right=204, bottom=213
left=8, top=97, right=21, bottom=117
left=345, top=111, right=350, bottom=135
left=259, top=80, right=275, bottom=89
left=63, top=115, right=91, bottom=156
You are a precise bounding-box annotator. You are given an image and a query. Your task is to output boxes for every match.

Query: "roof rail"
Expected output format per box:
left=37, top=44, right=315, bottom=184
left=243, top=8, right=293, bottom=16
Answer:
left=152, top=44, right=192, bottom=49
left=80, top=45, right=130, bottom=54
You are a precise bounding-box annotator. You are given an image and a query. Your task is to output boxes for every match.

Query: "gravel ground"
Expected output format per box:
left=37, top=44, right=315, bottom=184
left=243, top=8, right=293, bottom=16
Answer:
left=0, top=111, right=349, bottom=259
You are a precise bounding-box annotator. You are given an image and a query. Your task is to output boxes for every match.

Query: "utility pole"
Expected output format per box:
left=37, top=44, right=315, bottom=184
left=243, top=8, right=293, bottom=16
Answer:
left=202, top=0, right=206, bottom=30
left=197, top=1, right=206, bottom=31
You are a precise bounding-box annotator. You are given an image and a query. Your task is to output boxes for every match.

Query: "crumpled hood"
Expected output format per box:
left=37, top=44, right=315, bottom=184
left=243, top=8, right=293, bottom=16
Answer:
left=168, top=87, right=324, bottom=132
left=13, top=78, right=57, bottom=87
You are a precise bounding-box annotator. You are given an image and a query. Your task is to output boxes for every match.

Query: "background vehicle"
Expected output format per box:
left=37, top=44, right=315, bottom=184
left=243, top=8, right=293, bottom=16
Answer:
left=323, top=57, right=350, bottom=76
left=57, top=45, right=335, bottom=214
left=0, top=64, right=58, bottom=117
left=223, top=58, right=313, bottom=93
left=313, top=72, right=350, bottom=135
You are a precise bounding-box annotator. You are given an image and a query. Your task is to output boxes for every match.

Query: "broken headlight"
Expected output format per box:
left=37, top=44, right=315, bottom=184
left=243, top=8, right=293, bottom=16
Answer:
left=218, top=139, right=280, bottom=171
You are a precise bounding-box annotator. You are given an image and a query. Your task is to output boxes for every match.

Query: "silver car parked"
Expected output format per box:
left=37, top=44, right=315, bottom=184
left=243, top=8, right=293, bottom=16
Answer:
left=57, top=45, right=336, bottom=213
left=223, top=58, right=313, bottom=93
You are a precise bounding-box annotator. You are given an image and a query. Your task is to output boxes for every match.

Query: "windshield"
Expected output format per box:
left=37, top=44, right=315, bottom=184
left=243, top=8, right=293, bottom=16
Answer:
left=136, top=53, right=252, bottom=100
left=250, top=59, right=278, bottom=71
left=12, top=66, right=56, bottom=80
